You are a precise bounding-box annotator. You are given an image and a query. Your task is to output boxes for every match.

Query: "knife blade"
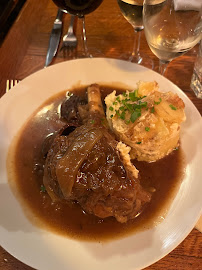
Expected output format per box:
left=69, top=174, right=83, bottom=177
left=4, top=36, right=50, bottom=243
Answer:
left=45, top=9, right=63, bottom=67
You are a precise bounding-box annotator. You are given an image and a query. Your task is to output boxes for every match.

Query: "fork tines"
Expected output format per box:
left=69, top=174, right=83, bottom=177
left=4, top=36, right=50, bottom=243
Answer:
left=6, top=79, right=20, bottom=92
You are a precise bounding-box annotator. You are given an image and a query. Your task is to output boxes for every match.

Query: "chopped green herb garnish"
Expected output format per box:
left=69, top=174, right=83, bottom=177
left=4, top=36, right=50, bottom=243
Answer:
left=119, top=106, right=125, bottom=111
left=154, top=98, right=162, bottom=105
left=145, top=127, right=150, bottom=132
left=110, top=114, right=113, bottom=118
left=115, top=109, right=121, bottom=117
left=116, top=96, right=121, bottom=103
left=111, top=91, right=148, bottom=123
left=169, top=104, right=177, bottom=110
left=129, top=89, right=139, bottom=101
left=90, top=120, right=95, bottom=124
left=125, top=102, right=133, bottom=112
left=40, top=185, right=46, bottom=193
left=174, top=147, right=179, bottom=151
left=120, top=111, right=126, bottom=120
left=138, top=101, right=148, bottom=108
left=109, top=106, right=114, bottom=111
left=151, top=107, right=155, bottom=113
left=136, top=141, right=142, bottom=144
left=130, top=110, right=141, bottom=123
left=123, top=98, right=130, bottom=102
left=125, top=119, right=130, bottom=125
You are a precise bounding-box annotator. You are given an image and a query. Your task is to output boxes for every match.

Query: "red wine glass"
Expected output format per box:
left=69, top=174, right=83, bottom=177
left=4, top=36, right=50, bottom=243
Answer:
left=52, top=0, right=103, bottom=57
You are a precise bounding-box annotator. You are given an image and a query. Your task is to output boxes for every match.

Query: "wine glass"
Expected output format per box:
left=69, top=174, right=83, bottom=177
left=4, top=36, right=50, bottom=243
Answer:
left=52, top=0, right=103, bottom=57
left=143, top=0, right=202, bottom=75
left=117, top=0, right=154, bottom=69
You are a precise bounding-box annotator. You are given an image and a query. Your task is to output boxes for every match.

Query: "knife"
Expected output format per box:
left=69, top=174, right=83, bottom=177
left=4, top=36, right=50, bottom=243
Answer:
left=45, top=9, right=63, bottom=67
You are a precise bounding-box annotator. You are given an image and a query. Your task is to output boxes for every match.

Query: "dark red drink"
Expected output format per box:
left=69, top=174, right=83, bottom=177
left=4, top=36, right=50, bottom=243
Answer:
left=52, top=0, right=103, bottom=17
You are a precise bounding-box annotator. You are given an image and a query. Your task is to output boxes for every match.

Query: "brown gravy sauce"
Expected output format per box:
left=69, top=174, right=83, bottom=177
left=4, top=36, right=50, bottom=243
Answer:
left=7, top=85, right=185, bottom=242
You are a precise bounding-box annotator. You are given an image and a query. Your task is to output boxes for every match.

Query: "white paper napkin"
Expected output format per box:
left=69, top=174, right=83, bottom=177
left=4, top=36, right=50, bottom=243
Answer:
left=174, top=0, right=202, bottom=11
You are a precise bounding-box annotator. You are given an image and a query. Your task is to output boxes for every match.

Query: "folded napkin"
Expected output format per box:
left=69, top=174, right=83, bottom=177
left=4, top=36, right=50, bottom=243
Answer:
left=174, top=0, right=202, bottom=11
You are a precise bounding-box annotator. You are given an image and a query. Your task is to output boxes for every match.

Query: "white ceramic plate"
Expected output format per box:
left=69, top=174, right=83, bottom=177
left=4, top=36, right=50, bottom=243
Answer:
left=0, top=58, right=202, bottom=270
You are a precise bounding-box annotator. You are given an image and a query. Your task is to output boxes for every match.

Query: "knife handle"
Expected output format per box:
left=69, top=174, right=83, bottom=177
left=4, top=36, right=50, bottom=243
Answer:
left=56, top=8, right=63, bottom=22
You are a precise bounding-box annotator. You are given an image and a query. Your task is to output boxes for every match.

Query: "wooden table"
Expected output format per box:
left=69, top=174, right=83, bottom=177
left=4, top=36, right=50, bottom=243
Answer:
left=0, top=0, right=201, bottom=269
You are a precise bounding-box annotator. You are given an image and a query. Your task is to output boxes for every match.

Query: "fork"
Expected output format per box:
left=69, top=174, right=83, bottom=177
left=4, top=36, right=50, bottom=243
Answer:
left=60, top=15, right=77, bottom=54
left=6, top=79, right=20, bottom=92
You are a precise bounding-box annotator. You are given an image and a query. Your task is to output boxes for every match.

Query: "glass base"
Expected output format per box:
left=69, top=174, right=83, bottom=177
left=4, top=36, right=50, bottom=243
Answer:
left=71, top=48, right=103, bottom=59
left=119, top=52, right=154, bottom=70
left=190, top=70, right=202, bottom=99
left=61, top=48, right=103, bottom=60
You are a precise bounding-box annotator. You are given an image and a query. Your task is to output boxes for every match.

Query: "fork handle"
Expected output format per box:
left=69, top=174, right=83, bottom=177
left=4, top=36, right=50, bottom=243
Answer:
left=67, top=15, right=75, bottom=35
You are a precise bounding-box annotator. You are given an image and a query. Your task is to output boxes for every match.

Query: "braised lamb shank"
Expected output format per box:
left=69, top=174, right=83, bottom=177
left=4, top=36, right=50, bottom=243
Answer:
left=43, top=84, right=151, bottom=223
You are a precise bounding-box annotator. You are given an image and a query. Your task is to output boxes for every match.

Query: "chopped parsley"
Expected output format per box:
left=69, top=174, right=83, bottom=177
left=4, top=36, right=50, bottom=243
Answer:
left=169, top=104, right=177, bottom=110
left=90, top=120, right=95, bottom=124
left=145, top=127, right=150, bottom=132
left=109, top=90, right=149, bottom=124
left=124, top=102, right=133, bottom=112
left=129, top=89, right=139, bottom=101
left=136, top=141, right=142, bottom=144
left=151, top=107, right=155, bottom=113
left=115, top=109, right=121, bottom=117
left=119, top=106, right=125, bottom=111
left=125, top=119, right=131, bottom=125
left=120, top=111, right=126, bottom=120
left=154, top=98, right=162, bottom=105
left=138, top=101, right=147, bottom=107
left=40, top=185, right=46, bottom=193
left=130, top=110, right=141, bottom=123
left=116, top=96, right=121, bottom=103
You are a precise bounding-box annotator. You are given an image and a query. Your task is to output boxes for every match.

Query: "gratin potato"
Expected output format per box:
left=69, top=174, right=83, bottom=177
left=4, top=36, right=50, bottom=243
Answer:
left=105, top=81, right=186, bottom=162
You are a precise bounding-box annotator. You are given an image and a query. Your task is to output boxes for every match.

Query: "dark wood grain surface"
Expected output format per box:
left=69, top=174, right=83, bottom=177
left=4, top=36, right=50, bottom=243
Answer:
left=0, top=0, right=201, bottom=269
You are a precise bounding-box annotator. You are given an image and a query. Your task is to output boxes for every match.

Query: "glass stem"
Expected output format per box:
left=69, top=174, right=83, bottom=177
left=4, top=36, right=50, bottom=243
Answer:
left=80, top=16, right=91, bottom=58
left=159, top=60, right=169, bottom=75
left=130, top=29, right=142, bottom=63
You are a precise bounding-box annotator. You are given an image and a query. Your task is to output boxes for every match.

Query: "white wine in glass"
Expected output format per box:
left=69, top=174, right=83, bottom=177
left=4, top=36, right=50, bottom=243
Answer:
left=143, top=0, right=202, bottom=75
left=117, top=0, right=144, bottom=30
left=117, top=0, right=154, bottom=68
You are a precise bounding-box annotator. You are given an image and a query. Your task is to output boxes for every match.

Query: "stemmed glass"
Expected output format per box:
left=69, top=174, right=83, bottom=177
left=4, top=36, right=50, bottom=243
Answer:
left=52, top=0, right=103, bottom=57
left=117, top=0, right=154, bottom=68
left=143, top=0, right=202, bottom=75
